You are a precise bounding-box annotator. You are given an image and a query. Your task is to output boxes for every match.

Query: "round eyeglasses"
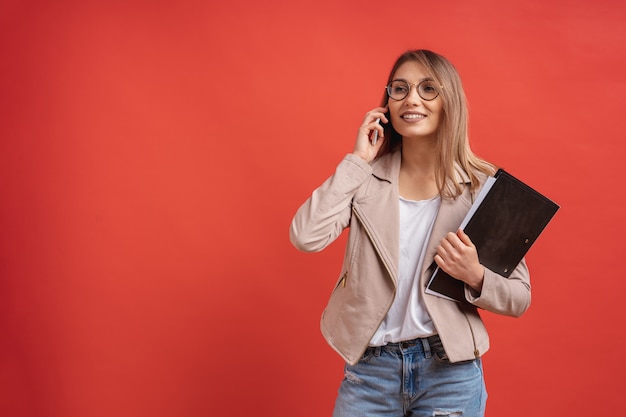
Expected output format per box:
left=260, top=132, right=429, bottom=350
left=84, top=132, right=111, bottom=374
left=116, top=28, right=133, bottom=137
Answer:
left=386, top=79, right=442, bottom=101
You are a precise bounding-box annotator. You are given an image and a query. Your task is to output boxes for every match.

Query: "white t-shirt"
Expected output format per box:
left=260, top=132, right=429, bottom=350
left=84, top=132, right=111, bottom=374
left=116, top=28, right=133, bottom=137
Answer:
left=369, top=195, right=441, bottom=346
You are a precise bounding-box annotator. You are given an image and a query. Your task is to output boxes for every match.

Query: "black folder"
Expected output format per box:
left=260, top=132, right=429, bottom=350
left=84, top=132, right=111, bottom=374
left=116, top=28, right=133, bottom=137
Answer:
left=426, top=169, right=560, bottom=302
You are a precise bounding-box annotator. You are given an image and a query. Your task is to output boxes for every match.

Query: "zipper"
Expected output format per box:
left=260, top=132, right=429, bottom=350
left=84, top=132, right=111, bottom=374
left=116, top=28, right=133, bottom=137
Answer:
left=462, top=309, right=480, bottom=358
left=337, top=271, right=347, bottom=289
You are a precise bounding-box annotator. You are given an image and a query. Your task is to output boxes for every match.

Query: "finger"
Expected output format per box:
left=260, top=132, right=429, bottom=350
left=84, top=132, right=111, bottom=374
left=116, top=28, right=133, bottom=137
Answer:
left=365, top=109, right=382, bottom=122
left=362, top=114, right=381, bottom=135
left=368, top=107, right=388, bottom=121
left=443, top=232, right=462, bottom=250
left=434, top=254, right=444, bottom=268
left=456, top=229, right=474, bottom=247
left=372, top=106, right=387, bottom=118
left=436, top=242, right=451, bottom=261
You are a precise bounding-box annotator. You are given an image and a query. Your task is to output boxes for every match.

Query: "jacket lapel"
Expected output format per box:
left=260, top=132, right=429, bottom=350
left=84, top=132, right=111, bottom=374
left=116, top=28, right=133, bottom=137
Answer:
left=352, top=151, right=475, bottom=289
left=420, top=167, right=473, bottom=286
left=351, top=151, right=401, bottom=286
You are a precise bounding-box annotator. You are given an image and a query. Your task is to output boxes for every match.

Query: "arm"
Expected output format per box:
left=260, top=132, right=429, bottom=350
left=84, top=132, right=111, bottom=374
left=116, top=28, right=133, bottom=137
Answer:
left=289, top=154, right=372, bottom=252
left=290, top=107, right=388, bottom=253
left=465, top=259, right=531, bottom=318
left=435, top=229, right=531, bottom=317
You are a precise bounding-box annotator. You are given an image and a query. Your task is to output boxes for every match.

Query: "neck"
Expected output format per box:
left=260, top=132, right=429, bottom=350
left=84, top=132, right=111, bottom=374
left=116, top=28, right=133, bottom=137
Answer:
left=400, top=137, right=438, bottom=175
left=398, top=137, right=440, bottom=200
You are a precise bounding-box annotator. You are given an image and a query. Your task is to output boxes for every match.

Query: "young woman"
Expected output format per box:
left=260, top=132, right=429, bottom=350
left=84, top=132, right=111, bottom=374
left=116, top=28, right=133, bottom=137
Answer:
left=290, top=50, right=531, bottom=417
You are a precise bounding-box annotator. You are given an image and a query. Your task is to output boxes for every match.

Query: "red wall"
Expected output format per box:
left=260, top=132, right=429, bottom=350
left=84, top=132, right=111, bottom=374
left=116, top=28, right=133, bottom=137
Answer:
left=1, top=0, right=624, bottom=416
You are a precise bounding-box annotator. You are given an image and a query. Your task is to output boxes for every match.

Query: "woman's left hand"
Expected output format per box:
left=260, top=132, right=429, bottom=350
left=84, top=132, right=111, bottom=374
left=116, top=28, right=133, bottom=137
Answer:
left=434, top=229, right=485, bottom=292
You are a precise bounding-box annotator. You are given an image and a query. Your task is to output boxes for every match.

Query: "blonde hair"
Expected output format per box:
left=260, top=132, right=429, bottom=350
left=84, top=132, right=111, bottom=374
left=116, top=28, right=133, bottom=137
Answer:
left=377, top=50, right=496, bottom=198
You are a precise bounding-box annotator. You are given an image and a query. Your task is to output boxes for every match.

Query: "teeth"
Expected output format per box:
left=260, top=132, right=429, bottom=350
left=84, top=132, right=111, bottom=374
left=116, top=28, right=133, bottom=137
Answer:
left=402, top=114, right=425, bottom=119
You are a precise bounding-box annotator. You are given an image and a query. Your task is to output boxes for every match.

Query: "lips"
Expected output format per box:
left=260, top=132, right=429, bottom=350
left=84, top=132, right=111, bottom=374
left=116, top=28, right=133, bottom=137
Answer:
left=401, top=112, right=426, bottom=120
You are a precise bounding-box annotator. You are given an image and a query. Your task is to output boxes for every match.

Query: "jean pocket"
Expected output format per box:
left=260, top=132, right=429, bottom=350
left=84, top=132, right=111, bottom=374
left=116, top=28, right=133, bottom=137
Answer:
left=357, top=347, right=375, bottom=364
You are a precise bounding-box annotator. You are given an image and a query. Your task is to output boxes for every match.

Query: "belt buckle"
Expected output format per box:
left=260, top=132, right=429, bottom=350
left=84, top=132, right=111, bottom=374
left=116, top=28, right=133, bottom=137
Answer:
left=400, top=339, right=418, bottom=349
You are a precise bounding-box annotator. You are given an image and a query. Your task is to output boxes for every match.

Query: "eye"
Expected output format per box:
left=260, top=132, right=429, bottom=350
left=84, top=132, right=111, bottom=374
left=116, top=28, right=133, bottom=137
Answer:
left=420, top=81, right=437, bottom=93
left=390, top=81, right=409, bottom=94
left=418, top=80, right=440, bottom=99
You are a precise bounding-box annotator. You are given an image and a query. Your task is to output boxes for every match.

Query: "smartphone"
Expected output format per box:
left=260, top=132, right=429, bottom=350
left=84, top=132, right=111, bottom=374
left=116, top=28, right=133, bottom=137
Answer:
left=371, top=118, right=381, bottom=145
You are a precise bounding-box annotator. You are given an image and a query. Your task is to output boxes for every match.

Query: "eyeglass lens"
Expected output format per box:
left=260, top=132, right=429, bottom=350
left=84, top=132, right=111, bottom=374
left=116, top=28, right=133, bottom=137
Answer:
left=386, top=80, right=439, bottom=101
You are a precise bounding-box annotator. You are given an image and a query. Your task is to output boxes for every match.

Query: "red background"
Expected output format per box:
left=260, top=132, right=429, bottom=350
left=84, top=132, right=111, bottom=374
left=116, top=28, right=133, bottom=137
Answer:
left=1, top=0, right=624, bottom=416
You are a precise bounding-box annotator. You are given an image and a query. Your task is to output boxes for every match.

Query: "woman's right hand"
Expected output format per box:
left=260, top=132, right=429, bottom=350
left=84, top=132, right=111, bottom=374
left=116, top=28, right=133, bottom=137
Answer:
left=352, top=107, right=388, bottom=163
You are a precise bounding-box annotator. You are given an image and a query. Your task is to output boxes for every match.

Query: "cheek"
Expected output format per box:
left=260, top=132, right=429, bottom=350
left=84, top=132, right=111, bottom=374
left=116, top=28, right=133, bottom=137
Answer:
left=388, top=104, right=403, bottom=126
left=427, top=101, right=444, bottom=116
left=389, top=112, right=401, bottom=125
left=389, top=114, right=404, bottom=133
left=426, top=103, right=443, bottom=124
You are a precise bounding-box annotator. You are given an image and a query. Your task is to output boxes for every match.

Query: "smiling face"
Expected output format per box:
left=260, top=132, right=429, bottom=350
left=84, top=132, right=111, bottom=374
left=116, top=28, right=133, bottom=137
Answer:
left=387, top=60, right=443, bottom=143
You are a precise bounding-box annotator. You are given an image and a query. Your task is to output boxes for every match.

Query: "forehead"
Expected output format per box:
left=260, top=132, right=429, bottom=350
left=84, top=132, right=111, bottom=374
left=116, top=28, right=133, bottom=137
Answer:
left=392, top=61, right=431, bottom=81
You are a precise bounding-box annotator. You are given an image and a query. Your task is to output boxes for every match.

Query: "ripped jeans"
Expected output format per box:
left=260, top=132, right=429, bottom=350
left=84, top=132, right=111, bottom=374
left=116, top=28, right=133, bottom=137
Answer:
left=332, top=335, right=487, bottom=417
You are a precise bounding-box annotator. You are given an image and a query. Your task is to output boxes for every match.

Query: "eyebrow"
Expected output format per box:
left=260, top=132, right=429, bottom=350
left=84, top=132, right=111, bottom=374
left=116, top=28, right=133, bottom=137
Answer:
left=391, top=77, right=434, bottom=83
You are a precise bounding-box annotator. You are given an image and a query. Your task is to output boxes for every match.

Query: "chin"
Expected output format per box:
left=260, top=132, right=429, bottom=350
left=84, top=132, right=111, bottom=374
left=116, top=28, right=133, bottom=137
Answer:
left=400, top=129, right=437, bottom=140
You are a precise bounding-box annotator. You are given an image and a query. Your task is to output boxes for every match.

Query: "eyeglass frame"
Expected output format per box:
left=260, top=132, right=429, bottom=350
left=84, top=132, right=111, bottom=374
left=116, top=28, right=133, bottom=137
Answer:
left=385, top=79, right=443, bottom=101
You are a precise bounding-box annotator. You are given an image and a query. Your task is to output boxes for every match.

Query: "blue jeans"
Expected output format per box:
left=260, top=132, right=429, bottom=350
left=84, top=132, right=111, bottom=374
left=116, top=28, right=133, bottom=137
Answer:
left=332, top=335, right=487, bottom=417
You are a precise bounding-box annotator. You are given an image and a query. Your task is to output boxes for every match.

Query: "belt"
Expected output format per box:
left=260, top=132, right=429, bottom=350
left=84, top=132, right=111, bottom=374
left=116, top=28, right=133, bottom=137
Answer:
left=385, top=334, right=440, bottom=349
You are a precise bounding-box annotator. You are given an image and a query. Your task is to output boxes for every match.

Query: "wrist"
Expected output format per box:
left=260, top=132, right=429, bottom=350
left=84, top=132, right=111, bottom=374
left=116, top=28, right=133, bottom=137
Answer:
left=468, top=266, right=485, bottom=292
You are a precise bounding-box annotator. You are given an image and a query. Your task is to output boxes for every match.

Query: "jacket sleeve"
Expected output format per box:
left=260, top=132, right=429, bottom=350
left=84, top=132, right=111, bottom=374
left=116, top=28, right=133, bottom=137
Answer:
left=290, top=154, right=372, bottom=253
left=464, top=259, right=531, bottom=317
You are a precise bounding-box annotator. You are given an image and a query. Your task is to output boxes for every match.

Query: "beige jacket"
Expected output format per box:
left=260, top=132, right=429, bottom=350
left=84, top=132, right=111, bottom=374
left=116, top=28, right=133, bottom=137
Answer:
left=290, top=151, right=531, bottom=365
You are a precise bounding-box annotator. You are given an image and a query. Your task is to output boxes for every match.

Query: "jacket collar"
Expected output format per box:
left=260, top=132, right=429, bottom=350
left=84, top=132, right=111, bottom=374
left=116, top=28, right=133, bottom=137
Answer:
left=370, top=148, right=472, bottom=188
left=370, top=149, right=401, bottom=184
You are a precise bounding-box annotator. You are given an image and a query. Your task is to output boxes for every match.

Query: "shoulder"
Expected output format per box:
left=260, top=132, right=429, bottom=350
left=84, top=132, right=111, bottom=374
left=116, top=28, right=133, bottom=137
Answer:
left=446, top=162, right=495, bottom=200
left=472, top=168, right=491, bottom=185
left=457, top=164, right=494, bottom=184
left=370, top=148, right=401, bottom=182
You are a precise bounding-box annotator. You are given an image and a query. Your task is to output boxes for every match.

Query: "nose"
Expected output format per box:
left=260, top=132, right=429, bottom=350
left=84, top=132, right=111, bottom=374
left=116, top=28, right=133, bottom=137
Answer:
left=404, top=84, right=422, bottom=105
